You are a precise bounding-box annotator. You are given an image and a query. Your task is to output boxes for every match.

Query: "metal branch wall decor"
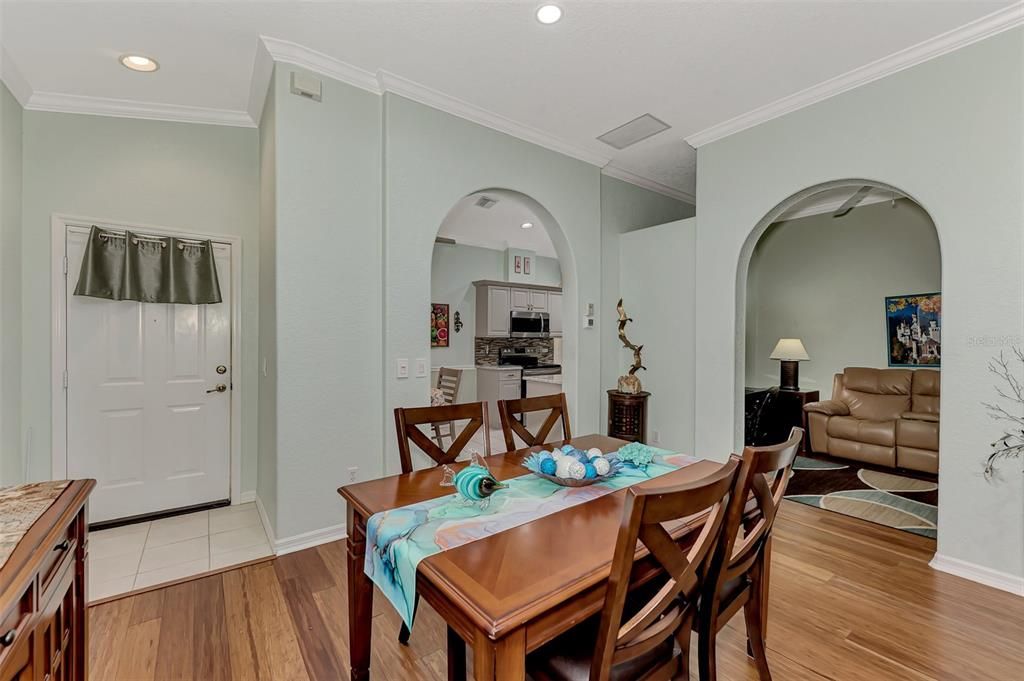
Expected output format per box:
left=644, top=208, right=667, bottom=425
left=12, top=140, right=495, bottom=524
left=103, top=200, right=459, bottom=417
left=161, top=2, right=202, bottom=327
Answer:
left=983, top=347, right=1024, bottom=478
left=616, top=298, right=645, bottom=394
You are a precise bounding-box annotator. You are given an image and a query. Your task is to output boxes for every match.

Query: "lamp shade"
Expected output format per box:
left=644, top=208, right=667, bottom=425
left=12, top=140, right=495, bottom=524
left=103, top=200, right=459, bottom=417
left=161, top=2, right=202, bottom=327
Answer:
left=770, top=338, right=809, bottom=361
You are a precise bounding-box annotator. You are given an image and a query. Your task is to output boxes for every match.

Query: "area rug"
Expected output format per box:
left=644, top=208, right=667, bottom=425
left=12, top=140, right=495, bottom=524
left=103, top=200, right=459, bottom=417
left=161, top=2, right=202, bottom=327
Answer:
left=785, top=455, right=938, bottom=539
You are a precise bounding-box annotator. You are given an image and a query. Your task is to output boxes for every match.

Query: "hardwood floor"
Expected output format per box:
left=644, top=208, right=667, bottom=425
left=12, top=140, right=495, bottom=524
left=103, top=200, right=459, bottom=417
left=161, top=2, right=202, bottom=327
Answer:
left=88, top=501, right=1024, bottom=680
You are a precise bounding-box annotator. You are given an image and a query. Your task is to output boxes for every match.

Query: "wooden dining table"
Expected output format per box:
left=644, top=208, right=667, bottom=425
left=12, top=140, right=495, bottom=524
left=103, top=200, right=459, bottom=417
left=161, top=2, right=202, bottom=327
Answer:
left=338, top=433, right=728, bottom=681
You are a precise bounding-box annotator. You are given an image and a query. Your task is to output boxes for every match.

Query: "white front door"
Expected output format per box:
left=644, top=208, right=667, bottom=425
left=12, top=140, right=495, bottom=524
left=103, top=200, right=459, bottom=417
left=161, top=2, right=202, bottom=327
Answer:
left=64, top=227, right=232, bottom=523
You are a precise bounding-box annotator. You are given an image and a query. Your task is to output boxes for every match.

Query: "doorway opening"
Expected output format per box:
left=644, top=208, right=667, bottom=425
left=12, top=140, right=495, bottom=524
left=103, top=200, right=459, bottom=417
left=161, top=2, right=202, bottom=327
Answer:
left=737, top=181, right=942, bottom=543
left=429, top=189, right=570, bottom=453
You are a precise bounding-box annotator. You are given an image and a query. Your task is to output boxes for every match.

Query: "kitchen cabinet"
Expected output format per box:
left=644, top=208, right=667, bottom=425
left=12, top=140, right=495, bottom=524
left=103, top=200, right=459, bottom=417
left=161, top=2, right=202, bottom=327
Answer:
left=474, top=281, right=562, bottom=338
left=548, top=292, right=562, bottom=336
left=477, top=366, right=523, bottom=429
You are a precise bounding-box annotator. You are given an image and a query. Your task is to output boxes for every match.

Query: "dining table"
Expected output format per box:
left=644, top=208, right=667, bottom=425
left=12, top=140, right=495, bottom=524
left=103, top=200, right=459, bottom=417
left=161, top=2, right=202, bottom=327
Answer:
left=337, top=433, right=734, bottom=681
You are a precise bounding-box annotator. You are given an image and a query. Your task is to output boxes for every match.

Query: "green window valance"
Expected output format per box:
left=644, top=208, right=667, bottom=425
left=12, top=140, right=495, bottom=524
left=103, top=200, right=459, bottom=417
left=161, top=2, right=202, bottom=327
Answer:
left=73, top=226, right=222, bottom=304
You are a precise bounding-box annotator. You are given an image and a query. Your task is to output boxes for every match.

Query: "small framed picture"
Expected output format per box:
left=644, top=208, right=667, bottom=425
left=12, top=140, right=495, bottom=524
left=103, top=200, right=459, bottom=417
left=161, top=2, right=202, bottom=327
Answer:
left=524, top=256, right=531, bottom=275
left=431, top=303, right=449, bottom=348
left=514, top=256, right=522, bottom=273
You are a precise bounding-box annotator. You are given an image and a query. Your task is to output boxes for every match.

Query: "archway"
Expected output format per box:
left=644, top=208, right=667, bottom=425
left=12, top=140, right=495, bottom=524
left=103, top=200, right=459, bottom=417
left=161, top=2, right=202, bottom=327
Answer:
left=736, top=179, right=942, bottom=543
left=427, top=188, right=577, bottom=452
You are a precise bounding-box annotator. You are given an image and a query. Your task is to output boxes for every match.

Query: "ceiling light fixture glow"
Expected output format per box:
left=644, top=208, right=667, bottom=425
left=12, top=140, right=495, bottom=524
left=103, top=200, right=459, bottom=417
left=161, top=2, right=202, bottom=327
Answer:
left=536, top=4, right=563, bottom=24
left=521, top=222, right=534, bottom=229
left=120, top=54, right=159, bottom=72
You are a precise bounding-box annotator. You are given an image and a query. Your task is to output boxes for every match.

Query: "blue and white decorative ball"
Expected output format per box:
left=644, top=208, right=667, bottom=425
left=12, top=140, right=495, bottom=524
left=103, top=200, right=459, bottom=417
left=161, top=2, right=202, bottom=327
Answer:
left=587, top=447, right=603, bottom=459
left=540, top=458, right=557, bottom=475
left=592, top=457, right=611, bottom=476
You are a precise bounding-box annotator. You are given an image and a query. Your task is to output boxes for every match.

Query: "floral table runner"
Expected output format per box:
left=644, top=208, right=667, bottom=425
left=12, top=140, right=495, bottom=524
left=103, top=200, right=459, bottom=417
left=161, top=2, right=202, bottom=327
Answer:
left=364, top=449, right=698, bottom=627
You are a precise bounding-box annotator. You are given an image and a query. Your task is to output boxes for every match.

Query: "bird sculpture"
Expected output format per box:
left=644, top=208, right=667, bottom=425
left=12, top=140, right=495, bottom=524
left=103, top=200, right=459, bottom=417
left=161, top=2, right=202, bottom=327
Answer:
left=616, top=298, right=645, bottom=394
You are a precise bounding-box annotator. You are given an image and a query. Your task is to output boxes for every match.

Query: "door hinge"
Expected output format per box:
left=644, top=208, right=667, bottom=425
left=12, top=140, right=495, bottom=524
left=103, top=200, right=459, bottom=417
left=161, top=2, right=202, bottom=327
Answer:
left=62, top=256, right=68, bottom=275
left=62, top=370, right=68, bottom=390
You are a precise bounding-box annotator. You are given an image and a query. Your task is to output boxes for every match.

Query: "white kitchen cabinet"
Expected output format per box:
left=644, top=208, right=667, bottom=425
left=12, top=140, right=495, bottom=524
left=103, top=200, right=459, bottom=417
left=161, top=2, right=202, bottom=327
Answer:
left=548, top=292, right=562, bottom=335
left=510, top=287, right=531, bottom=311
left=477, top=366, right=522, bottom=429
left=529, top=290, right=548, bottom=312
left=476, top=285, right=511, bottom=337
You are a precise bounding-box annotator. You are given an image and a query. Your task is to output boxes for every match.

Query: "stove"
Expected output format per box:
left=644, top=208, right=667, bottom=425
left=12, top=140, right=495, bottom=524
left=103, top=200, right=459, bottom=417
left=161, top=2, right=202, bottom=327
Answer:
left=498, top=350, right=561, bottom=394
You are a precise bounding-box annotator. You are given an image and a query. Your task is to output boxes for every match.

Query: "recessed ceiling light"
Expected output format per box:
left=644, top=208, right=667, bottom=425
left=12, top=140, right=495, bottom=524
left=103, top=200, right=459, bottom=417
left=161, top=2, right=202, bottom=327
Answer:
left=120, top=54, right=159, bottom=72
left=536, top=4, right=563, bottom=24
left=521, top=222, right=534, bottom=229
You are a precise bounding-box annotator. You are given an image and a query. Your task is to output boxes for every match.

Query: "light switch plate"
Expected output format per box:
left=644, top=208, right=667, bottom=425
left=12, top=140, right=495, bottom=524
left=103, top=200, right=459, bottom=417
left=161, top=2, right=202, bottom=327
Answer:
left=396, top=359, right=410, bottom=379
left=415, top=358, right=427, bottom=377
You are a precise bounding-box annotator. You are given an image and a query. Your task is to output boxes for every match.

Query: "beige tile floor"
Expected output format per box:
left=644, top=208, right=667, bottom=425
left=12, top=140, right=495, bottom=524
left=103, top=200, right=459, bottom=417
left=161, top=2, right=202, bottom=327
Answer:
left=87, top=502, right=272, bottom=602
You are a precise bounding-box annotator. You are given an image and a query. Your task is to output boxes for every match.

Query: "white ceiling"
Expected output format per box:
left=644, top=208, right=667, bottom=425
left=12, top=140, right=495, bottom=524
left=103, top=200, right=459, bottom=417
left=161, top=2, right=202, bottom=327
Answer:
left=2, top=1, right=1019, bottom=200
left=438, top=190, right=557, bottom=258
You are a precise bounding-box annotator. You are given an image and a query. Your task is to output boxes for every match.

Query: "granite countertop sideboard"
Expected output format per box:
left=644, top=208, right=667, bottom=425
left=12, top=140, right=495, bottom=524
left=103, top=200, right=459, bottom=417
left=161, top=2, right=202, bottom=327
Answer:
left=0, top=480, right=71, bottom=570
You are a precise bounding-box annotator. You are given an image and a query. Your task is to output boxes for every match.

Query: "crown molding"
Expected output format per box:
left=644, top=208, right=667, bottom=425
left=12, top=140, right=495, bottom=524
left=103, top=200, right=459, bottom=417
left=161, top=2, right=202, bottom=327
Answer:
left=24, top=91, right=255, bottom=127
left=1, top=49, right=32, bottom=107
left=377, top=69, right=611, bottom=168
left=601, top=164, right=696, bottom=205
left=261, top=35, right=381, bottom=95
left=685, top=2, right=1024, bottom=148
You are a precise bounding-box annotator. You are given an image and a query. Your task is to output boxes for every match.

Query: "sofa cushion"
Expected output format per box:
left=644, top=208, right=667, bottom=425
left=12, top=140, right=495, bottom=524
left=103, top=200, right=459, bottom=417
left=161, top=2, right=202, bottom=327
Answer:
left=901, top=411, right=939, bottom=423
left=897, top=418, right=939, bottom=451
left=911, top=369, right=940, bottom=415
left=897, top=446, right=938, bottom=474
left=827, top=416, right=896, bottom=447
left=838, top=368, right=912, bottom=421
left=844, top=367, right=912, bottom=395
left=829, top=439, right=896, bottom=468
left=804, top=400, right=849, bottom=416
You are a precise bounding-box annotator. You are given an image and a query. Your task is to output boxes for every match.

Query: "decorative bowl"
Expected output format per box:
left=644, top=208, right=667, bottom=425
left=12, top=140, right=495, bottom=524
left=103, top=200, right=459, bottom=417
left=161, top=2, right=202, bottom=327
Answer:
left=522, top=451, right=622, bottom=487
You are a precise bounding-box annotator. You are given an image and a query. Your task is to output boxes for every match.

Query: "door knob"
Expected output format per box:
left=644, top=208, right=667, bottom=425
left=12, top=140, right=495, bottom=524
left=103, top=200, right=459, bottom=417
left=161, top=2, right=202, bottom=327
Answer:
left=206, top=384, right=227, bottom=394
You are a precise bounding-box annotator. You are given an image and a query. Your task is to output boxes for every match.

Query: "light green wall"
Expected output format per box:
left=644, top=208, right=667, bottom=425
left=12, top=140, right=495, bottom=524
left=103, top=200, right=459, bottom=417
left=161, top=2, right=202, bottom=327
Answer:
left=384, top=92, right=601, bottom=474
left=695, top=29, right=1023, bottom=582
left=430, top=242, right=560, bottom=368
left=270, top=66, right=383, bottom=539
left=746, top=199, right=941, bottom=392
left=600, top=175, right=694, bottom=423
left=620, top=218, right=696, bottom=453
left=20, top=112, right=260, bottom=492
left=0, top=82, right=22, bottom=486
left=257, top=72, right=278, bottom=529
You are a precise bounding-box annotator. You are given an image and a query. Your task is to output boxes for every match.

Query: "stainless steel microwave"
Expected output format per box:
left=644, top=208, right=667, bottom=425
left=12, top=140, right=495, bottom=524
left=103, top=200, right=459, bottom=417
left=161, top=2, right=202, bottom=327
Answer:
left=509, top=310, right=550, bottom=338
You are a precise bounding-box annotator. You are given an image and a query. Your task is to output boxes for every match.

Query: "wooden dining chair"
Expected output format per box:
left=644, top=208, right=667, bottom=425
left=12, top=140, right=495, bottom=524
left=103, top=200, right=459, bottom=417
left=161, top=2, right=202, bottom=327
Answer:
left=394, top=401, right=491, bottom=475
left=431, top=367, right=463, bottom=447
left=393, top=401, right=490, bottom=647
left=496, top=393, right=571, bottom=452
left=697, top=427, right=803, bottom=681
left=526, top=459, right=740, bottom=681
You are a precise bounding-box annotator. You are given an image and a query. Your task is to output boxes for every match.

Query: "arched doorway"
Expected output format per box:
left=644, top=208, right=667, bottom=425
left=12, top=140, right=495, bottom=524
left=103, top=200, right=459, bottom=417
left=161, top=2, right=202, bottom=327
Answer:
left=427, top=188, right=577, bottom=453
left=737, top=179, right=942, bottom=543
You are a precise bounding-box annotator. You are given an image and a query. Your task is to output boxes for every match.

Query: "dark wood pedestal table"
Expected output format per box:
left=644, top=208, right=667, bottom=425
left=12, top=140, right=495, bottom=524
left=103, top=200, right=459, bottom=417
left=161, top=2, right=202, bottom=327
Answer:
left=338, top=434, right=732, bottom=681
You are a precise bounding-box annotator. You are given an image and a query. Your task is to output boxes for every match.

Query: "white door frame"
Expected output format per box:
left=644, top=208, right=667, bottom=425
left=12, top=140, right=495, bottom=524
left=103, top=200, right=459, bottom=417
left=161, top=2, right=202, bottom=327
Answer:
left=51, top=214, right=244, bottom=506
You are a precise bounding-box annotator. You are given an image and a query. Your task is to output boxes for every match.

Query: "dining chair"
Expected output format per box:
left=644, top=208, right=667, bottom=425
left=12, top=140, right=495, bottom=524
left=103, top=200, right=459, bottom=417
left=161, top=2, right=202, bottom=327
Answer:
left=496, top=393, right=571, bottom=452
left=697, top=427, right=803, bottom=681
left=393, top=401, right=490, bottom=647
left=526, top=459, right=740, bottom=681
left=431, top=367, right=463, bottom=447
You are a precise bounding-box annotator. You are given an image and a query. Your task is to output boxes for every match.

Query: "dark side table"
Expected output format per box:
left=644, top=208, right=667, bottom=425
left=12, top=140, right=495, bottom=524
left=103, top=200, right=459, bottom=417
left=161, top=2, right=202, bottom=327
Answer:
left=775, top=389, right=818, bottom=453
left=607, top=390, right=650, bottom=443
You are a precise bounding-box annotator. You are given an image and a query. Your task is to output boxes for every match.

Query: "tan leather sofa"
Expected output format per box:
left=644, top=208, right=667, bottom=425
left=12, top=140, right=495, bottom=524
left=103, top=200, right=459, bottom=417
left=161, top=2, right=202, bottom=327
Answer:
left=804, top=367, right=939, bottom=473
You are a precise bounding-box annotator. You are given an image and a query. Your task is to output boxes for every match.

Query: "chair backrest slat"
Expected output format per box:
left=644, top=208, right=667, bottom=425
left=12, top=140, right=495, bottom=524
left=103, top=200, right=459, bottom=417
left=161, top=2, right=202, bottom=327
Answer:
left=436, top=367, right=462, bottom=405
left=496, top=393, right=571, bottom=451
left=590, top=459, right=740, bottom=681
left=394, top=402, right=490, bottom=474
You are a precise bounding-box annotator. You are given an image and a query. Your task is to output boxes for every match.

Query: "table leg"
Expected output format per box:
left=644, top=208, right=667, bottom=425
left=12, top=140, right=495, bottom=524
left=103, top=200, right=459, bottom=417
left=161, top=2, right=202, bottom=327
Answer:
left=447, top=627, right=467, bottom=681
left=347, top=507, right=373, bottom=681
left=473, top=628, right=526, bottom=681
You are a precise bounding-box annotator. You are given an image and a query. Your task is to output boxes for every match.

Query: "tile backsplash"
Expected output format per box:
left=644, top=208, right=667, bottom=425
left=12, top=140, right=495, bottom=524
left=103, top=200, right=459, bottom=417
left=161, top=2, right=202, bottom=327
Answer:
left=475, top=338, right=554, bottom=365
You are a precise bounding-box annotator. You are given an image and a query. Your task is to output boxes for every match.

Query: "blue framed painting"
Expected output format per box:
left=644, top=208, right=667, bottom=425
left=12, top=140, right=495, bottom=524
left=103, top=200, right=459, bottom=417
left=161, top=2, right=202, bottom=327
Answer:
left=885, top=293, right=941, bottom=367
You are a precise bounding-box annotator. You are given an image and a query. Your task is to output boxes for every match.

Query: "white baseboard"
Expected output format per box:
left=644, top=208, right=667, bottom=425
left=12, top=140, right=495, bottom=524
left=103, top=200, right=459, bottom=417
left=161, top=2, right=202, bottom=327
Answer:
left=253, top=494, right=347, bottom=556
left=236, top=490, right=256, bottom=504
left=273, top=522, right=348, bottom=556
left=930, top=553, right=1024, bottom=596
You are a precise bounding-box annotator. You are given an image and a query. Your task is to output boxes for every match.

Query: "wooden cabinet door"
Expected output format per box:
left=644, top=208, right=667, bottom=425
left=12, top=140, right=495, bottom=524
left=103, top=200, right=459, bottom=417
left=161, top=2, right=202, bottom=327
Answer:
left=510, top=288, right=531, bottom=311
left=528, top=290, right=548, bottom=312
left=486, top=287, right=511, bottom=336
left=548, top=293, right=562, bottom=335
left=34, top=560, right=78, bottom=681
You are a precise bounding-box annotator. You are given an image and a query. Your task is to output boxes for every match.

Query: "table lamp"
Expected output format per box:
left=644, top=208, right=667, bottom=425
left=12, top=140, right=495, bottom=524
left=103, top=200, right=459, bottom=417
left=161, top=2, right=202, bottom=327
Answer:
left=770, top=338, right=809, bottom=391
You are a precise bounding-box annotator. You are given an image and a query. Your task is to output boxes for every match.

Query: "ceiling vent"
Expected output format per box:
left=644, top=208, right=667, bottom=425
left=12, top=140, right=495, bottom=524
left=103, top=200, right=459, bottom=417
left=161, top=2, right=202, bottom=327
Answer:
left=597, top=114, right=671, bottom=150
left=474, top=195, right=498, bottom=209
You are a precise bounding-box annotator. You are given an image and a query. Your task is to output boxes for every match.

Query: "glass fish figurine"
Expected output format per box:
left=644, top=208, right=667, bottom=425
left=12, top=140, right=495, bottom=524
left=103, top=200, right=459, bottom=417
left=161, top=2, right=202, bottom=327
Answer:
left=441, top=451, right=507, bottom=505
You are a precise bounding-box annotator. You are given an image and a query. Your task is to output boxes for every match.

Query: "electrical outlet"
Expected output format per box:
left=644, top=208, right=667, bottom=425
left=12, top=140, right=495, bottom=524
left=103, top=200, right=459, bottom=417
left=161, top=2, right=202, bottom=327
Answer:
left=348, top=467, right=359, bottom=483
left=396, top=358, right=409, bottom=378
left=415, top=358, right=427, bottom=377
left=583, top=317, right=596, bottom=329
